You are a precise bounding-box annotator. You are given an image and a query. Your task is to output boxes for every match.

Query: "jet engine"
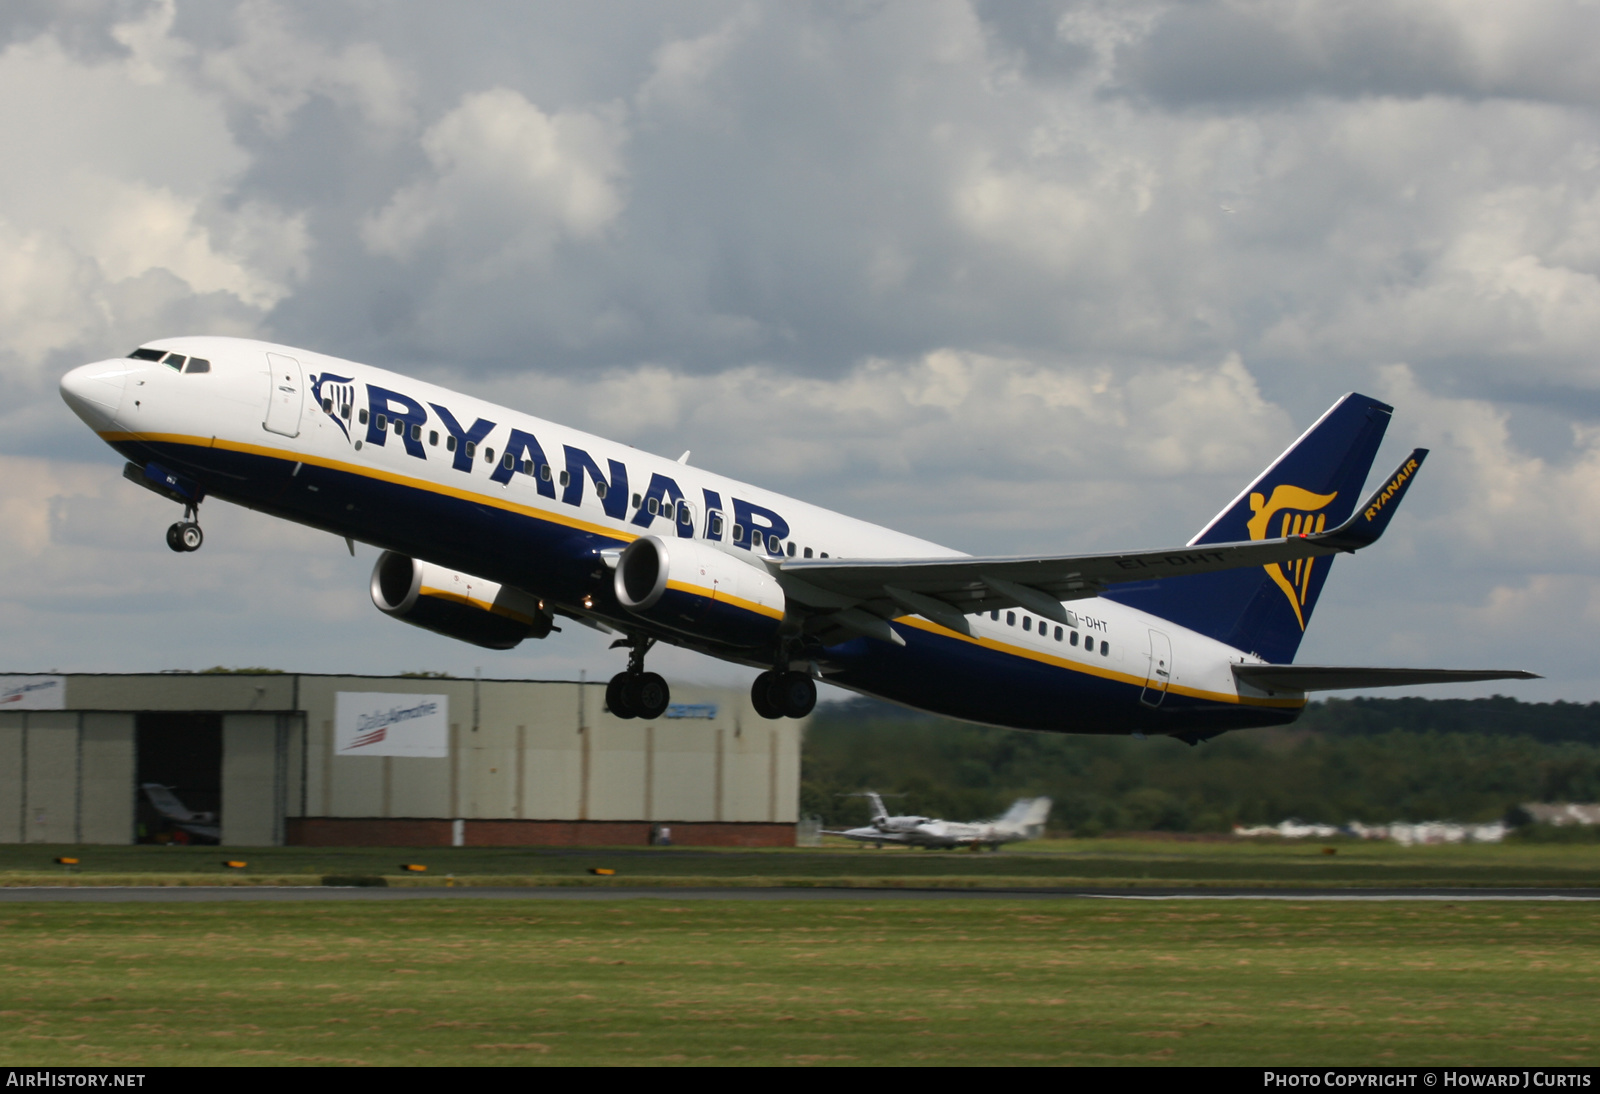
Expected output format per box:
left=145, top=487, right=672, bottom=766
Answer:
left=614, top=535, right=785, bottom=649
left=370, top=551, right=554, bottom=650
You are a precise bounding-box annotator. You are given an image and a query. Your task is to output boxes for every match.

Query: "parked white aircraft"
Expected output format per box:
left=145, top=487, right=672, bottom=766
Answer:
left=140, top=783, right=220, bottom=843
left=828, top=794, right=1053, bottom=850
left=60, top=338, right=1534, bottom=736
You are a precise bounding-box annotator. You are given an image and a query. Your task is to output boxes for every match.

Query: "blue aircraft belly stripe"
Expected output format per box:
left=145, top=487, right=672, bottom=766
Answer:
left=104, top=430, right=644, bottom=545
left=888, top=614, right=1302, bottom=710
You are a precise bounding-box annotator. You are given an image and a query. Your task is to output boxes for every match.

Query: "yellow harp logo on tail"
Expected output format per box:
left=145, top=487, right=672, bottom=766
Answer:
left=1246, top=485, right=1337, bottom=631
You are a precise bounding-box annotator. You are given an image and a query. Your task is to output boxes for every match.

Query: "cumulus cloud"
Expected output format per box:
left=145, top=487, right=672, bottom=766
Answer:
left=363, top=89, right=627, bottom=263
left=0, top=11, right=306, bottom=395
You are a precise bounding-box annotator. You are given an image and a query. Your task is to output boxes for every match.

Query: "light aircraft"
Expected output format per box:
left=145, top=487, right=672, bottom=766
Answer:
left=59, top=338, right=1535, bottom=736
left=828, top=794, right=1052, bottom=850
left=139, top=783, right=221, bottom=843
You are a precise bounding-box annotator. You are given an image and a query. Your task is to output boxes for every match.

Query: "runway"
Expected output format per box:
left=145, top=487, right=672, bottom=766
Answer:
left=1, top=885, right=1597, bottom=903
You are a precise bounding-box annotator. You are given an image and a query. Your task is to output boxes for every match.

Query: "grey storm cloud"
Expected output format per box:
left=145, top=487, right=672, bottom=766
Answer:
left=1113, top=1, right=1600, bottom=108
left=0, top=0, right=1595, bottom=697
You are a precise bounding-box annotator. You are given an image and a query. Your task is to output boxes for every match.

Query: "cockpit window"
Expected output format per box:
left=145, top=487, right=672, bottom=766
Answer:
left=128, top=347, right=165, bottom=361
left=162, top=354, right=186, bottom=371
left=184, top=357, right=210, bottom=374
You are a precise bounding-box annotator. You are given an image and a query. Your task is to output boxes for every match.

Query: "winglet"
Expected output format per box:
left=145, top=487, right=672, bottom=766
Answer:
left=1315, top=448, right=1427, bottom=551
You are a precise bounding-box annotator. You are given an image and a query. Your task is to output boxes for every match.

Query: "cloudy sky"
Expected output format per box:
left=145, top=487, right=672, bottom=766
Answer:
left=2, top=0, right=1596, bottom=703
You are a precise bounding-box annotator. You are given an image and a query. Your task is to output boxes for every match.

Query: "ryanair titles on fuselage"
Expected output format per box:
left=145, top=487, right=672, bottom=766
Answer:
left=332, top=376, right=794, bottom=556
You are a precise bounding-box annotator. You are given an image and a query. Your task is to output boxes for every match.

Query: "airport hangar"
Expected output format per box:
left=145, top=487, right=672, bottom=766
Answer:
left=0, top=673, right=804, bottom=847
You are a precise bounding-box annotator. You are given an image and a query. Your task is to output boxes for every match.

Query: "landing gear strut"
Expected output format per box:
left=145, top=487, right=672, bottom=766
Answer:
left=606, top=634, right=669, bottom=720
left=165, top=502, right=203, bottom=553
left=751, top=668, right=817, bottom=720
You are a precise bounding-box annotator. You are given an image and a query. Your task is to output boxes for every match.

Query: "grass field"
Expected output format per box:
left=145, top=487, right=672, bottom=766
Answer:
left=3, top=838, right=1598, bottom=889
left=1, top=897, right=1597, bottom=1066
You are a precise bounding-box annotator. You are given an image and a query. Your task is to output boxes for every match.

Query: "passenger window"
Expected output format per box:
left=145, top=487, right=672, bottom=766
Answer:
left=990, top=610, right=999, bottom=621
left=446, top=436, right=456, bottom=452
left=359, top=409, right=369, bottom=425
left=540, top=464, right=552, bottom=481
left=1054, top=626, right=1063, bottom=641
left=709, top=512, right=723, bottom=537
left=429, top=431, right=438, bottom=446
left=820, top=552, right=829, bottom=558
left=560, top=470, right=570, bottom=487
left=648, top=498, right=660, bottom=516
left=322, top=398, right=333, bottom=412
left=733, top=523, right=744, bottom=542
left=129, top=347, right=166, bottom=361
left=1070, top=631, right=1078, bottom=646
left=185, top=358, right=210, bottom=374
left=411, top=424, right=421, bottom=441
left=1101, top=640, right=1109, bottom=656
left=595, top=481, right=607, bottom=499
left=465, top=441, right=476, bottom=459
left=520, top=459, right=532, bottom=474
left=767, top=533, right=780, bottom=553
left=632, top=493, right=642, bottom=508
left=342, top=405, right=351, bottom=420
left=376, top=414, right=387, bottom=429
left=1006, top=612, right=1015, bottom=626
left=393, top=418, right=404, bottom=435
left=484, top=447, right=495, bottom=463
left=803, top=547, right=812, bottom=558
left=502, top=452, right=514, bottom=470
left=163, top=354, right=185, bottom=371
left=1023, top=617, right=1032, bottom=632
left=787, top=541, right=796, bottom=556
left=679, top=504, right=692, bottom=525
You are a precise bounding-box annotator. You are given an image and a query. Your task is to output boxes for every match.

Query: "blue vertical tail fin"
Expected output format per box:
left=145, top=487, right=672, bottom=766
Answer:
left=1103, top=393, right=1393, bottom=663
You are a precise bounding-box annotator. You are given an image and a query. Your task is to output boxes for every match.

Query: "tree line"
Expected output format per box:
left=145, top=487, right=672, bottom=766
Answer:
left=800, top=696, right=1600, bottom=834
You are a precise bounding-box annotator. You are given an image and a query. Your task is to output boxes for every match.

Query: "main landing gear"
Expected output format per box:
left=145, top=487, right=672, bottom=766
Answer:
left=606, top=634, right=670, bottom=720
left=165, top=503, right=203, bottom=553
left=751, top=668, right=817, bottom=720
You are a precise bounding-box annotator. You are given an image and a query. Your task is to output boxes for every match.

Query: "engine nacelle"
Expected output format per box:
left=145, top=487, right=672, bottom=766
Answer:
left=371, top=552, right=553, bottom=650
left=614, top=536, right=784, bottom=649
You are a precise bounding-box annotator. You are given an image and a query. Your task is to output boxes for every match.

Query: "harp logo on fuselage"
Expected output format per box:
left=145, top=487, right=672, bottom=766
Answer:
left=1246, top=485, right=1337, bottom=631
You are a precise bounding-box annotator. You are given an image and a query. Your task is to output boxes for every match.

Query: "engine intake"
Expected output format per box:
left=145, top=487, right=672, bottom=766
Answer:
left=371, top=552, right=553, bottom=650
left=614, top=536, right=785, bottom=649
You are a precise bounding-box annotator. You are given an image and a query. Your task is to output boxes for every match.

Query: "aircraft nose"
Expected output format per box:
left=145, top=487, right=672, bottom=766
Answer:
left=60, top=362, right=129, bottom=429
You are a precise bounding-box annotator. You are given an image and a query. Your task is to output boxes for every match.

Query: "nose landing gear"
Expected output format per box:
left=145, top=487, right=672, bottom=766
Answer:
left=606, top=634, right=670, bottom=720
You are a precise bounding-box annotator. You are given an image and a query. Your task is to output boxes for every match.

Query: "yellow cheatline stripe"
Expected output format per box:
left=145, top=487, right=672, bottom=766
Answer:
left=663, top=579, right=785, bottom=621
left=417, top=586, right=535, bottom=625
left=103, top=430, right=640, bottom=544
left=892, top=615, right=1304, bottom=710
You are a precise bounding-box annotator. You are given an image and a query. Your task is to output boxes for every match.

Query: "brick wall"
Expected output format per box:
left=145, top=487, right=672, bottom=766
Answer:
left=287, top=817, right=796, bottom=847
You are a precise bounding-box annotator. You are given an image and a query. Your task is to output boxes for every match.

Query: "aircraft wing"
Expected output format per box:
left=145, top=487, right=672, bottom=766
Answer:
left=779, top=450, right=1428, bottom=638
left=1234, top=665, right=1540, bottom=693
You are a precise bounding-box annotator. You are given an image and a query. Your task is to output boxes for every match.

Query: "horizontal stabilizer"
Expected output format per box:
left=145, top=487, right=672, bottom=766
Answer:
left=1234, top=664, right=1540, bottom=693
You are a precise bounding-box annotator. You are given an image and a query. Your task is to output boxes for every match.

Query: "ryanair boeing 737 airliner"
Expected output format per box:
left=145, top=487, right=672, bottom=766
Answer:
left=59, top=338, right=1533, bottom=739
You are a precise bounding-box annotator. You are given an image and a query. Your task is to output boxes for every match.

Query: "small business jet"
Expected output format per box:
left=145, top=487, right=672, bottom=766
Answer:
left=828, top=794, right=1052, bottom=850
left=60, top=338, right=1534, bottom=736
left=139, top=783, right=221, bottom=843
